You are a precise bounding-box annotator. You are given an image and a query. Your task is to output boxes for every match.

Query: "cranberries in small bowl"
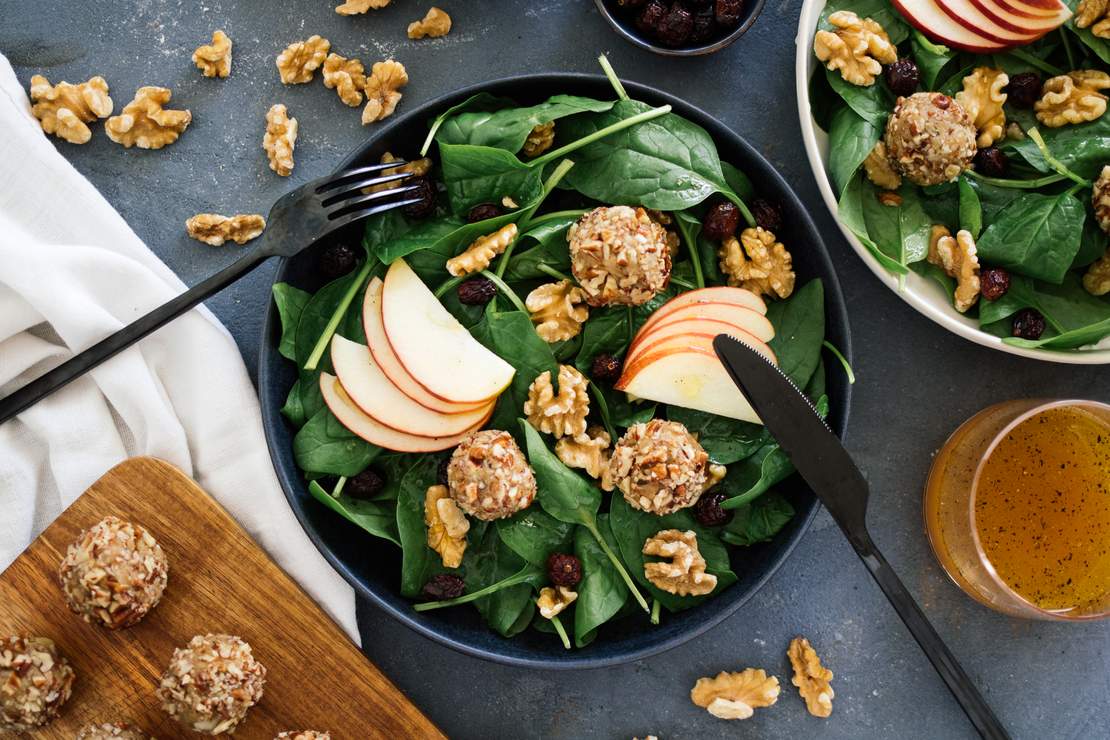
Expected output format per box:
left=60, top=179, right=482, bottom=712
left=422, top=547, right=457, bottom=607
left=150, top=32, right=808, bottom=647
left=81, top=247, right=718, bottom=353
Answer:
left=597, top=0, right=766, bottom=56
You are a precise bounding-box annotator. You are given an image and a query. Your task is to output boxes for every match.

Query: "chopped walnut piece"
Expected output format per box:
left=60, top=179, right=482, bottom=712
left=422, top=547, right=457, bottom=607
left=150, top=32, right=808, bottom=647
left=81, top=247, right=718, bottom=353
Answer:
left=263, top=104, right=298, bottom=177
left=336, top=0, right=391, bottom=14
left=322, top=53, right=366, bottom=107
left=555, top=426, right=611, bottom=479
left=536, top=586, right=577, bottom=619
left=862, top=141, right=902, bottom=190
left=1035, top=70, right=1110, bottom=127
left=105, top=87, right=191, bottom=149
left=956, top=67, right=1009, bottom=147
left=186, top=214, right=266, bottom=246
left=928, top=226, right=980, bottom=313
left=193, top=30, right=232, bottom=78
left=276, top=35, right=330, bottom=85
left=363, top=151, right=433, bottom=194
left=1084, top=249, right=1110, bottom=295
left=642, top=529, right=717, bottom=597
left=813, top=11, right=897, bottom=87
left=707, top=463, right=727, bottom=489
left=363, top=60, right=409, bottom=124
left=1093, top=165, right=1110, bottom=234
left=719, top=227, right=795, bottom=299
left=424, top=484, right=468, bottom=568
left=522, top=121, right=556, bottom=158
left=524, top=364, right=590, bottom=440
left=408, top=7, right=453, bottom=39
left=29, top=74, right=112, bottom=144
left=446, top=223, right=517, bottom=276
left=1077, top=0, right=1110, bottom=38
left=691, top=669, right=780, bottom=720
left=788, top=637, right=835, bottom=718
left=525, top=280, right=590, bottom=343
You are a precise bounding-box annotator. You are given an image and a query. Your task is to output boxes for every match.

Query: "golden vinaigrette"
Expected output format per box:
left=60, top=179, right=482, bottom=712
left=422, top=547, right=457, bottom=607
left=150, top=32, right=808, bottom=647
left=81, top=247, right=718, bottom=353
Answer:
left=974, top=406, right=1110, bottom=613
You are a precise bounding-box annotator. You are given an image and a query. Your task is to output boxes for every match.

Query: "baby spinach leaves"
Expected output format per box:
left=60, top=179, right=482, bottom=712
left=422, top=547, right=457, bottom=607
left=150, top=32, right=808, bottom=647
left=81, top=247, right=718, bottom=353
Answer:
left=721, top=492, right=795, bottom=546
left=420, top=92, right=515, bottom=156
left=293, top=408, right=381, bottom=477
left=766, top=279, right=826, bottom=387
left=910, top=30, right=955, bottom=90
left=496, top=508, right=575, bottom=567
left=272, top=283, right=311, bottom=361
left=393, top=455, right=446, bottom=598
left=573, top=514, right=627, bottom=647
left=471, top=309, right=559, bottom=437
left=837, top=172, right=909, bottom=275
left=957, top=176, right=983, bottom=239
left=979, top=273, right=1110, bottom=348
left=502, top=214, right=579, bottom=281
left=436, top=95, right=615, bottom=153
left=975, top=192, right=1086, bottom=283
left=307, top=480, right=400, bottom=547
left=440, top=144, right=546, bottom=217
left=827, top=107, right=882, bottom=195
left=825, top=68, right=893, bottom=128
left=464, top=526, right=541, bottom=637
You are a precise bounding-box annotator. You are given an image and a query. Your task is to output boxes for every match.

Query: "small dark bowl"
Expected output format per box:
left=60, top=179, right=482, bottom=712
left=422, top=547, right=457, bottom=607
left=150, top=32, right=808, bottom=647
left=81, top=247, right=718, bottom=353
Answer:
left=259, top=73, right=852, bottom=669
left=594, top=0, right=766, bottom=56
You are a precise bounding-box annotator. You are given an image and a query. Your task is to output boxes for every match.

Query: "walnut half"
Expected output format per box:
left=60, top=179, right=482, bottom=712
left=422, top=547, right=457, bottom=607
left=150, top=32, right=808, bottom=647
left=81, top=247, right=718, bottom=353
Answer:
left=193, top=30, right=232, bottom=78
left=276, top=35, right=331, bottom=85
left=1076, top=0, right=1110, bottom=38
left=555, top=426, right=611, bottom=480
left=690, top=669, right=780, bottom=720
left=719, top=227, right=795, bottom=299
left=525, top=280, right=590, bottom=343
left=408, top=7, right=453, bottom=39
left=186, top=214, right=266, bottom=246
left=446, top=224, right=517, bottom=276
left=863, top=141, right=902, bottom=190
left=263, top=104, right=298, bottom=177
left=29, top=74, right=113, bottom=145
left=928, top=226, right=980, bottom=313
left=642, top=529, right=717, bottom=597
left=955, top=67, right=1008, bottom=147
left=424, top=484, right=468, bottom=568
left=536, top=586, right=577, bottom=619
left=788, top=637, right=835, bottom=718
left=105, top=87, right=191, bottom=149
left=1035, top=70, right=1110, bottom=127
left=524, top=364, right=590, bottom=441
left=813, top=11, right=896, bottom=87
left=363, top=60, right=409, bottom=125
left=322, top=53, right=366, bottom=107
left=336, top=0, right=391, bottom=14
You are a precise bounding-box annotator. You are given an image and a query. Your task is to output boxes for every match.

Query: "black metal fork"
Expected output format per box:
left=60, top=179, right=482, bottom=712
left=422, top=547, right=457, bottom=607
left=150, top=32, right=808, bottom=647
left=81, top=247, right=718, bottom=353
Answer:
left=0, top=161, right=423, bottom=425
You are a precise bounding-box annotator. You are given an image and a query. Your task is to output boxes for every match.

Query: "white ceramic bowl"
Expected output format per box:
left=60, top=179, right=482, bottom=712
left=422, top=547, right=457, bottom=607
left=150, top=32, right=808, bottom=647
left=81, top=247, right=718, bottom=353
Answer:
left=794, top=0, right=1110, bottom=364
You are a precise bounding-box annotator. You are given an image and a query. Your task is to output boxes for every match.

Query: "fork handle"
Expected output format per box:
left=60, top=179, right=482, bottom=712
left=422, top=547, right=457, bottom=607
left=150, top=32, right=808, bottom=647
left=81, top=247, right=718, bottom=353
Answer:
left=0, top=248, right=270, bottom=425
left=850, top=532, right=1011, bottom=740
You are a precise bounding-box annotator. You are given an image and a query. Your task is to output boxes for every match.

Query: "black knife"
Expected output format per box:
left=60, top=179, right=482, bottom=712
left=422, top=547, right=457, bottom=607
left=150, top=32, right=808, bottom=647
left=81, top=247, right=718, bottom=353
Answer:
left=713, top=334, right=1010, bottom=740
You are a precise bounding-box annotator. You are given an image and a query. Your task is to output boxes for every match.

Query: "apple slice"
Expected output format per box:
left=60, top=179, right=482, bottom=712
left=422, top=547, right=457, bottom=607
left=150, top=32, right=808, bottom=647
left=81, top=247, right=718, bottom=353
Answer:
left=320, top=373, right=489, bottom=452
left=626, top=322, right=776, bottom=369
left=932, top=0, right=1048, bottom=44
left=615, top=348, right=763, bottom=424
left=892, top=0, right=1013, bottom=51
left=638, top=303, right=775, bottom=344
left=638, top=287, right=767, bottom=338
left=364, top=278, right=490, bottom=415
left=331, top=335, right=492, bottom=438
left=381, top=258, right=515, bottom=405
left=992, top=0, right=1070, bottom=18
left=967, top=0, right=1071, bottom=33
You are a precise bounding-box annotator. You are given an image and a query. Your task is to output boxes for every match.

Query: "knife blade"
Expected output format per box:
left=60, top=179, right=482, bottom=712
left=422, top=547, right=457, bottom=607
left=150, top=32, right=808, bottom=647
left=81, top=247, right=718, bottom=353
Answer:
left=712, top=334, right=1010, bottom=740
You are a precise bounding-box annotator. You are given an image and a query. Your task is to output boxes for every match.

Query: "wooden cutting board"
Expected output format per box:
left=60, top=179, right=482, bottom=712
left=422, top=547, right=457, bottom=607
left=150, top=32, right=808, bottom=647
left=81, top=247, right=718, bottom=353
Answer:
left=0, top=457, right=443, bottom=739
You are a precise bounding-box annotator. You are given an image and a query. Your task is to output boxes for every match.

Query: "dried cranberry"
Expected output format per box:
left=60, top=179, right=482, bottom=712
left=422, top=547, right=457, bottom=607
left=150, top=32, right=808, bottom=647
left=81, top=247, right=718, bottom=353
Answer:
left=437, top=456, right=451, bottom=486
left=656, top=3, right=694, bottom=46
left=714, top=0, right=744, bottom=27
left=421, top=573, right=465, bottom=601
left=980, top=267, right=1011, bottom=301
left=702, top=199, right=741, bottom=241
left=547, top=553, right=583, bottom=587
left=318, top=243, right=357, bottom=279
left=1012, top=308, right=1046, bottom=340
left=402, top=176, right=437, bottom=219
left=457, top=277, right=497, bottom=305
left=694, top=491, right=734, bottom=527
left=689, top=6, right=718, bottom=43
left=347, top=468, right=385, bottom=499
left=590, top=353, right=623, bottom=382
left=884, top=58, right=920, bottom=98
left=467, top=203, right=503, bottom=223
left=974, top=147, right=1008, bottom=178
left=751, top=198, right=783, bottom=233
left=1005, top=72, right=1042, bottom=109
left=635, top=0, right=668, bottom=33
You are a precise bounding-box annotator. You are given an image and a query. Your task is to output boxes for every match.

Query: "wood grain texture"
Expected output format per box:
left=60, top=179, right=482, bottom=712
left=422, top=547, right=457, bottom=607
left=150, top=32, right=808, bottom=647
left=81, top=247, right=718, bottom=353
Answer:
left=0, top=457, right=443, bottom=739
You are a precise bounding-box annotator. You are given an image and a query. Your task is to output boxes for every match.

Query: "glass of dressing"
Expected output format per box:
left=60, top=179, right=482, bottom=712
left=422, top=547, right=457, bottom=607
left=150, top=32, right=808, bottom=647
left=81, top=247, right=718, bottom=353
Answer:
left=924, top=399, right=1110, bottom=621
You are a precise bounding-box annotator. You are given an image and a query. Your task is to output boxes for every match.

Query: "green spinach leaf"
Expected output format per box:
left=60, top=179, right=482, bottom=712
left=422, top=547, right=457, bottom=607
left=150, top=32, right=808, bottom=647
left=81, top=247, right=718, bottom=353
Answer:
left=439, top=143, right=546, bottom=216
left=825, top=68, right=893, bottom=127
left=910, top=30, right=955, bottom=89
left=471, top=309, right=559, bottom=438
left=766, top=279, right=825, bottom=387
left=293, top=408, right=381, bottom=477
left=827, top=106, right=882, bottom=195
left=721, top=492, right=795, bottom=546
left=837, top=171, right=910, bottom=274
left=502, top=215, right=579, bottom=281
left=496, top=508, right=575, bottom=567
left=393, top=455, right=445, bottom=598
left=975, top=192, right=1086, bottom=283
left=272, top=283, right=311, bottom=361
left=957, top=176, right=983, bottom=239
left=436, top=95, right=615, bottom=153
left=464, top=525, right=541, bottom=637
left=307, top=480, right=400, bottom=547
left=573, top=514, right=628, bottom=647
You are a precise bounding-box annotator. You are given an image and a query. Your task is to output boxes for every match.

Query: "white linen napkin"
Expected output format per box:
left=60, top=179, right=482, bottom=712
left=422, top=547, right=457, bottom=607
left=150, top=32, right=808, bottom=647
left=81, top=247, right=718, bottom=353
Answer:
left=0, top=55, right=359, bottom=643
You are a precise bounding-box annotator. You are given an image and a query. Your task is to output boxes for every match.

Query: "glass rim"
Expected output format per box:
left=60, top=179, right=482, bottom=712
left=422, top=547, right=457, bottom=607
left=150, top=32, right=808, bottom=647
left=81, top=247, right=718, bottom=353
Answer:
left=968, top=398, right=1110, bottom=621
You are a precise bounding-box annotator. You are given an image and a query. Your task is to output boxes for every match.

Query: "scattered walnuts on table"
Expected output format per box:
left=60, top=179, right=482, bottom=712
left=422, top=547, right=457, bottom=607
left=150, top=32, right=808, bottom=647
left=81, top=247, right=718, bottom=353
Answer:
left=276, top=35, right=330, bottom=84
left=186, top=213, right=266, bottom=246
left=105, top=86, right=191, bottom=149
left=424, top=484, right=469, bottom=568
left=522, top=121, right=556, bottom=158
left=0, top=635, right=76, bottom=732
left=524, top=364, right=591, bottom=440
left=525, top=279, right=590, bottom=342
left=955, top=67, right=1009, bottom=148
left=363, top=60, right=409, bottom=124
left=322, top=53, right=367, bottom=107
left=813, top=11, right=896, bottom=87
left=335, top=0, right=391, bottom=14
left=862, top=141, right=902, bottom=190
left=536, top=586, right=577, bottom=619
left=263, top=104, right=298, bottom=176
left=446, top=223, right=517, bottom=276
left=884, top=92, right=977, bottom=186
left=1035, top=70, right=1110, bottom=127
left=690, top=669, right=780, bottom=720
left=604, top=419, right=711, bottom=514
left=642, top=529, right=718, bottom=596
left=788, top=636, right=835, bottom=718
left=29, top=74, right=113, bottom=144
left=408, top=7, right=453, bottom=39
left=192, top=30, right=232, bottom=78
left=568, top=206, right=672, bottom=306
left=555, top=426, right=611, bottom=480
left=928, top=225, right=981, bottom=313
left=447, top=430, right=537, bottom=520
left=718, top=227, right=795, bottom=299
left=1076, top=0, right=1110, bottom=38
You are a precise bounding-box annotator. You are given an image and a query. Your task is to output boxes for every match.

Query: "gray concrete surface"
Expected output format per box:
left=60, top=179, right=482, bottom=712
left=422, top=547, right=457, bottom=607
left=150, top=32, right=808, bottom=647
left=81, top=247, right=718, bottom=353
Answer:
left=5, top=1, right=1108, bottom=737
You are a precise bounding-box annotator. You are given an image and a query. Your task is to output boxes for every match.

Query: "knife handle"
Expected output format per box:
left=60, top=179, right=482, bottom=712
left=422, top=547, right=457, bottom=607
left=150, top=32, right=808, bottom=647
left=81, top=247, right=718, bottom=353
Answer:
left=851, top=533, right=1010, bottom=740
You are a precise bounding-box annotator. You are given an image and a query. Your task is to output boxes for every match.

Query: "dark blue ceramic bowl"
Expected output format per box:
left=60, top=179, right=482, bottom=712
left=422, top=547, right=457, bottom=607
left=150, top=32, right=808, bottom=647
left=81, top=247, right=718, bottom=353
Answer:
left=259, top=74, right=852, bottom=669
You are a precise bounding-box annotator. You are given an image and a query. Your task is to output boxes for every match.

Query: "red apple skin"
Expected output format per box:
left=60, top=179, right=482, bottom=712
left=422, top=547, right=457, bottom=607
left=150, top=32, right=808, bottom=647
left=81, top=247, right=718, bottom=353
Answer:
left=636, top=287, right=766, bottom=337
left=965, top=0, right=1071, bottom=33
left=993, top=0, right=1067, bottom=17
left=626, top=317, right=771, bottom=365
left=616, top=342, right=778, bottom=392
left=627, top=331, right=775, bottom=370
left=891, top=0, right=1014, bottom=51
left=931, top=0, right=1051, bottom=45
